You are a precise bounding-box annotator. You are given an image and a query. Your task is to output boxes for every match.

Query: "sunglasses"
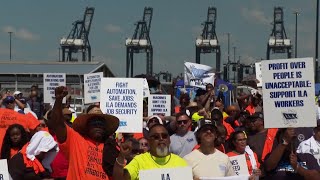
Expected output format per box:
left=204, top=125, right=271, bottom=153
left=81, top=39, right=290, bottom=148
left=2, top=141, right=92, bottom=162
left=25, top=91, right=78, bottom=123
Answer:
left=177, top=120, right=189, bottom=125
left=149, top=133, right=169, bottom=140
left=200, top=127, right=216, bottom=134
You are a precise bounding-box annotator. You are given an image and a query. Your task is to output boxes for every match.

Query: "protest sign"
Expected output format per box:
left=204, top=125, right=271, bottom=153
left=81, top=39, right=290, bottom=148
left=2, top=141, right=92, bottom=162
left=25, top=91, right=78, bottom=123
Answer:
left=0, top=159, right=10, bottom=180
left=261, top=57, right=316, bottom=128
left=148, top=95, right=171, bottom=116
left=184, top=62, right=215, bottom=89
left=43, top=73, right=66, bottom=104
left=255, top=62, right=262, bottom=87
left=229, top=154, right=249, bottom=176
left=84, top=72, right=103, bottom=104
left=200, top=175, right=250, bottom=180
left=100, top=78, right=143, bottom=133
left=139, top=167, right=193, bottom=180
left=143, top=78, right=150, bottom=98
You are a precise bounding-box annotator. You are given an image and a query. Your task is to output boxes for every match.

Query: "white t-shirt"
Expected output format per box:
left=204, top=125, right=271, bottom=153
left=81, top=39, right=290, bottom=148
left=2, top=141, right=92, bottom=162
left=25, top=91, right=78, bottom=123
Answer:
left=184, top=149, right=235, bottom=178
left=297, top=136, right=320, bottom=166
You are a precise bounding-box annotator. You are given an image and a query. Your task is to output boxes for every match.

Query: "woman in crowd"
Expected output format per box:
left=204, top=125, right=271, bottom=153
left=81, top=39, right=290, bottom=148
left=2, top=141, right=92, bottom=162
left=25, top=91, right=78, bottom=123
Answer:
left=227, top=131, right=261, bottom=177
left=138, top=137, right=149, bottom=153
left=1, top=124, right=29, bottom=160
left=8, top=131, right=59, bottom=180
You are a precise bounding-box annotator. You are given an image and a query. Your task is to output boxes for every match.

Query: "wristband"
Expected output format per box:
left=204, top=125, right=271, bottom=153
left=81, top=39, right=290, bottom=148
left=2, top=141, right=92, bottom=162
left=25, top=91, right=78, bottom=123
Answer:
left=116, top=157, right=127, bottom=167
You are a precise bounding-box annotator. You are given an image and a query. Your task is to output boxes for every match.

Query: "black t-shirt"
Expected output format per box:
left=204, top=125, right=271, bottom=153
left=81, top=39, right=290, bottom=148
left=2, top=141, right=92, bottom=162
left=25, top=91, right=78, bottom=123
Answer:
left=8, top=153, right=51, bottom=180
left=265, top=153, right=320, bottom=180
left=295, top=127, right=314, bottom=144
left=247, top=130, right=268, bottom=163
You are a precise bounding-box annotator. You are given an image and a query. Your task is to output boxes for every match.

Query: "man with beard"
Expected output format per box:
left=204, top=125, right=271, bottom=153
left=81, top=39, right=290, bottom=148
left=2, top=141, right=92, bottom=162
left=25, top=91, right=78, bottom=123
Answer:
left=113, top=124, right=188, bottom=180
left=184, top=119, right=235, bottom=179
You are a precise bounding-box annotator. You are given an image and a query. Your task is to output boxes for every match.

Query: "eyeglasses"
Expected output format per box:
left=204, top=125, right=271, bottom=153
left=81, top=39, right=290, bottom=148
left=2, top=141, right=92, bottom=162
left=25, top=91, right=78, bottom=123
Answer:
left=149, top=133, right=169, bottom=140
left=39, top=124, right=47, bottom=128
left=140, top=142, right=149, bottom=146
left=177, top=120, right=189, bottom=125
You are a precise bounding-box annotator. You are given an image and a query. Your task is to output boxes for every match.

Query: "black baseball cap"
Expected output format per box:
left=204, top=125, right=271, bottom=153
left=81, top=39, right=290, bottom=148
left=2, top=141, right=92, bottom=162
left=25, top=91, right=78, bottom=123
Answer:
left=196, top=119, right=217, bottom=132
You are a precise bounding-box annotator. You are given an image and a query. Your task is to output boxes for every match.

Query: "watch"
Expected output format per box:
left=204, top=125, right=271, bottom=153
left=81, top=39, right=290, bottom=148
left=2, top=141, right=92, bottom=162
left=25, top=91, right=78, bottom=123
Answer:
left=281, top=139, right=289, bottom=146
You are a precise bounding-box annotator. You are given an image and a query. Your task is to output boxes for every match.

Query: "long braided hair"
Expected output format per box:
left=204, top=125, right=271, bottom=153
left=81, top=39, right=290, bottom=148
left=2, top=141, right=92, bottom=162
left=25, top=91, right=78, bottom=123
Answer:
left=0, top=124, right=29, bottom=160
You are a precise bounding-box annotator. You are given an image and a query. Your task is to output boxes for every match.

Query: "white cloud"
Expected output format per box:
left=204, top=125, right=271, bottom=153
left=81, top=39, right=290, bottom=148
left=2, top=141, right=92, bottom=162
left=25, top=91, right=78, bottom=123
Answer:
left=241, top=7, right=271, bottom=25
left=105, top=24, right=123, bottom=33
left=2, top=26, right=40, bottom=41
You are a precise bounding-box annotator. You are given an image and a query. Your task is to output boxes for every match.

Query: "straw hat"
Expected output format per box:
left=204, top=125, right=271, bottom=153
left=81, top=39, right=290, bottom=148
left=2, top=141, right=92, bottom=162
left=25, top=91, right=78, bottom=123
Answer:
left=72, top=113, right=119, bottom=136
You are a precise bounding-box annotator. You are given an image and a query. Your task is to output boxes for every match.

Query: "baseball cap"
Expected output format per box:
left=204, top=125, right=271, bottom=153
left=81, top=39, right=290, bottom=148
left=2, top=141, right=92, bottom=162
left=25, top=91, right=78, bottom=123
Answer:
left=247, top=112, right=264, bottom=120
left=13, top=91, right=22, bottom=96
left=195, top=119, right=217, bottom=132
left=3, top=96, right=15, bottom=104
left=146, top=115, right=163, bottom=125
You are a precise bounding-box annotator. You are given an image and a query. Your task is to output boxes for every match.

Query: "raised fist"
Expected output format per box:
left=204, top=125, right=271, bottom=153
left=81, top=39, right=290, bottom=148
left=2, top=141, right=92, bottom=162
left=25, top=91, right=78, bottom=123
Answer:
left=55, top=86, right=68, bottom=100
left=119, top=141, right=132, bottom=158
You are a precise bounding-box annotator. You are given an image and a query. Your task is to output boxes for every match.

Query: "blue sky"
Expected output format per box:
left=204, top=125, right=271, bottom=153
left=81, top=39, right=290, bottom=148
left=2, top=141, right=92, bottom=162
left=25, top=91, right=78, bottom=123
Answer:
left=0, top=0, right=317, bottom=77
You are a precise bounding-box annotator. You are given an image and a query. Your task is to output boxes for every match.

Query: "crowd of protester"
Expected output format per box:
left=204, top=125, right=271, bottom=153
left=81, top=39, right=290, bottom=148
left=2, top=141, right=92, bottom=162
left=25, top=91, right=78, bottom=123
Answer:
left=0, top=83, right=320, bottom=180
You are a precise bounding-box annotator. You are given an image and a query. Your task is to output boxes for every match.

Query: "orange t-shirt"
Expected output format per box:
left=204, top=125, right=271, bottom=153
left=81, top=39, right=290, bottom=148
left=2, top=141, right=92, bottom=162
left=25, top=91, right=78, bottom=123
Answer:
left=245, top=105, right=255, bottom=115
left=10, top=147, right=19, bottom=159
left=222, top=121, right=235, bottom=140
left=59, top=125, right=108, bottom=180
left=227, top=151, right=260, bottom=175
left=0, top=109, right=40, bottom=151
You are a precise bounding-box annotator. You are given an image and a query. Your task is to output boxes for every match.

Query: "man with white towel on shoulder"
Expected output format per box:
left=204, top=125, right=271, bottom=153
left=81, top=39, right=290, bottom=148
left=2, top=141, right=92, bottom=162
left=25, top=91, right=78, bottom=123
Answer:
left=297, top=119, right=320, bottom=166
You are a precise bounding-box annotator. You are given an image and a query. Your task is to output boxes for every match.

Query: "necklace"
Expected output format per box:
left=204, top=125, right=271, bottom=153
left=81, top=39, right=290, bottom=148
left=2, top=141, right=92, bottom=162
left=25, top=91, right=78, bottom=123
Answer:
left=150, top=153, right=172, bottom=166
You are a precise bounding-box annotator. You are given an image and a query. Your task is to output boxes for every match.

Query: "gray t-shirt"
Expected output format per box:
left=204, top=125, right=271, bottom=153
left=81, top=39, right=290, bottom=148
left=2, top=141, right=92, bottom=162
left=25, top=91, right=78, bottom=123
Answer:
left=170, top=131, right=197, bottom=157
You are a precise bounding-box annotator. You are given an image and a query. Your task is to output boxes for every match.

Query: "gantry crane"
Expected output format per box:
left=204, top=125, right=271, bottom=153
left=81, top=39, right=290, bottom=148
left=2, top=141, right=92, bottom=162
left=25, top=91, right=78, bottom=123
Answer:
left=126, top=7, right=153, bottom=77
left=60, top=7, right=94, bottom=62
left=196, top=7, right=221, bottom=73
left=266, top=7, right=292, bottom=60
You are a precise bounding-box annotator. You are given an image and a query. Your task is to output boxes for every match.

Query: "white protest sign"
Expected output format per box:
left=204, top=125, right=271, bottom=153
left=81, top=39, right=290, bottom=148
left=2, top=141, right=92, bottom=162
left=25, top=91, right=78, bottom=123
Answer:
left=262, top=57, right=316, bottom=128
left=148, top=95, right=171, bottom=116
left=143, top=78, right=150, bottom=98
left=43, top=73, right=66, bottom=104
left=200, top=175, right=250, bottom=180
left=184, top=62, right=215, bottom=89
left=100, top=78, right=143, bottom=133
left=229, top=155, right=249, bottom=176
left=255, top=62, right=262, bottom=87
left=0, top=159, right=10, bottom=180
left=139, top=167, right=193, bottom=180
left=84, top=72, right=103, bottom=104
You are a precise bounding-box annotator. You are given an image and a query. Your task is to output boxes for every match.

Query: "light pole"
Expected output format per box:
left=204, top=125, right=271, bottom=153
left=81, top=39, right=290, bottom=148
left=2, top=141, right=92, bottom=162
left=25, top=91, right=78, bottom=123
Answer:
left=227, top=33, right=230, bottom=80
left=294, top=11, right=300, bottom=58
left=8, top=31, right=13, bottom=61
left=316, top=0, right=319, bottom=82
left=58, top=48, right=61, bottom=61
left=233, top=46, right=236, bottom=83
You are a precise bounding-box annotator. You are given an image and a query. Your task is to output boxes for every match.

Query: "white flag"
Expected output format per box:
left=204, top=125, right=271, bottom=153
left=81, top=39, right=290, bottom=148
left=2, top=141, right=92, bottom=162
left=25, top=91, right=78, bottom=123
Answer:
left=184, top=62, right=215, bottom=89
